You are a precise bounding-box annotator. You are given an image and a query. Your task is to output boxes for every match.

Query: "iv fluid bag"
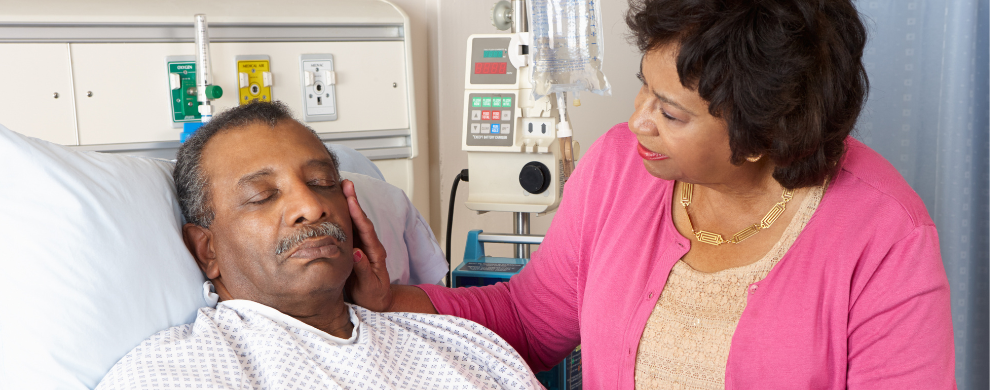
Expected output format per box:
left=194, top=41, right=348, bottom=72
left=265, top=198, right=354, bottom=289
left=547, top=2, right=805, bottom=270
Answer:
left=528, top=0, right=611, bottom=98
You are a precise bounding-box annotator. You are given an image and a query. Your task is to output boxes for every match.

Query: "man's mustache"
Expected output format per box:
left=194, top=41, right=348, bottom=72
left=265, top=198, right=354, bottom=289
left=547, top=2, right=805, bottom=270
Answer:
left=275, top=222, right=347, bottom=256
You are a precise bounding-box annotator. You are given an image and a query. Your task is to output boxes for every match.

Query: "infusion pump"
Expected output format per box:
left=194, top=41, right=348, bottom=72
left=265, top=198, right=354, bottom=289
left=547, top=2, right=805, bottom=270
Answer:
left=461, top=34, right=572, bottom=214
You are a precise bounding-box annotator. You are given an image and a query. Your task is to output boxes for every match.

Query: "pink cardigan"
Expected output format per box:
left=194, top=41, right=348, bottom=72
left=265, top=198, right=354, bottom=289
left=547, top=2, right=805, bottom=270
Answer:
left=420, top=123, right=955, bottom=389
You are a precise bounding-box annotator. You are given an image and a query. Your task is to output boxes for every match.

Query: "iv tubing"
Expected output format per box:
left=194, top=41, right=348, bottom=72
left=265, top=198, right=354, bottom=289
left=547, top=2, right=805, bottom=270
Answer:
left=556, top=92, right=575, bottom=179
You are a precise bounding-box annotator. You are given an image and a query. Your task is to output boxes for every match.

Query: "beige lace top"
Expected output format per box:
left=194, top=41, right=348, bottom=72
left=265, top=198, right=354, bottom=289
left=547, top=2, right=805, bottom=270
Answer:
left=634, top=184, right=825, bottom=390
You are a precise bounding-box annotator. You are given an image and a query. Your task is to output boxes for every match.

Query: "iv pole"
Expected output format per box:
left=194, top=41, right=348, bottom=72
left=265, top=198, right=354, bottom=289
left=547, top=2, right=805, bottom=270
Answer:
left=509, top=0, right=531, bottom=259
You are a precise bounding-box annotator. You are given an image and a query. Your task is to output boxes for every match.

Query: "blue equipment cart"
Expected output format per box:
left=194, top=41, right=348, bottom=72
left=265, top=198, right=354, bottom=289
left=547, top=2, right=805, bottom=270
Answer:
left=452, top=230, right=582, bottom=390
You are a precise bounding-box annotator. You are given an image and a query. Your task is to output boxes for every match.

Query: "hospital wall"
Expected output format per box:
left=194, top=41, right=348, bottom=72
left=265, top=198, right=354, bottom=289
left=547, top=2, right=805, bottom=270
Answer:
left=376, top=0, right=431, bottom=234
left=420, top=0, right=643, bottom=268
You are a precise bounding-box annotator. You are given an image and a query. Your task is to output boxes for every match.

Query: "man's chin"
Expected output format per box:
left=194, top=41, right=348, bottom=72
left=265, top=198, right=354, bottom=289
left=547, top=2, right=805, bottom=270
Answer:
left=279, top=256, right=351, bottom=283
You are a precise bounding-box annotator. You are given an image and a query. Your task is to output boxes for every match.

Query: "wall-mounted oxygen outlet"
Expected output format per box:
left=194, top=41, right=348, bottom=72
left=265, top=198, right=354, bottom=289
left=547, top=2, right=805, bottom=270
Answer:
left=299, top=54, right=337, bottom=122
left=166, top=55, right=200, bottom=128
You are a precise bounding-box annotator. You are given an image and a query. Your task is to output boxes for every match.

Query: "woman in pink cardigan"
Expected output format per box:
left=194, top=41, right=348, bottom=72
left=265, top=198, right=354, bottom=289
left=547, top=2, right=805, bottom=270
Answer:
left=346, top=0, right=956, bottom=388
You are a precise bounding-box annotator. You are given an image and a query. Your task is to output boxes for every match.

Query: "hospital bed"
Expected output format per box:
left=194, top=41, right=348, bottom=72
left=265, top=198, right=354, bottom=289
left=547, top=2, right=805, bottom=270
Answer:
left=0, top=123, right=446, bottom=389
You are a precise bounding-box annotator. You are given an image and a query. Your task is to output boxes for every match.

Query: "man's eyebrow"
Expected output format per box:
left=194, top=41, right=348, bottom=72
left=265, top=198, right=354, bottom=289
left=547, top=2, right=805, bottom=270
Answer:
left=237, top=168, right=274, bottom=188
left=306, top=159, right=336, bottom=174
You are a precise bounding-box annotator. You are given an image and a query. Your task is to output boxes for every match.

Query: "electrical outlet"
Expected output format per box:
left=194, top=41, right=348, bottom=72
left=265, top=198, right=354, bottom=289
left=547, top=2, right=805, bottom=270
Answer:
left=299, top=54, right=337, bottom=122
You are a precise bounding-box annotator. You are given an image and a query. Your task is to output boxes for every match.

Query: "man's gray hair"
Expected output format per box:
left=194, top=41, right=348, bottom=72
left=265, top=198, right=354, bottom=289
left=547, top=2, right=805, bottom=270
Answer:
left=173, top=101, right=339, bottom=228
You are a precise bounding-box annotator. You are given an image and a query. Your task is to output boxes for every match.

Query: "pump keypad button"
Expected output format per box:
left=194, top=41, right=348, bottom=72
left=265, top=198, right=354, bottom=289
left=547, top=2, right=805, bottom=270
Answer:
left=465, top=92, right=515, bottom=147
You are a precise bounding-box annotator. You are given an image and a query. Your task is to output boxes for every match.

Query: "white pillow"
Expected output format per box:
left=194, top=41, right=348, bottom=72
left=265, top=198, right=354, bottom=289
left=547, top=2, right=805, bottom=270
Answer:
left=341, top=171, right=447, bottom=286
left=329, top=144, right=386, bottom=181
left=0, top=125, right=206, bottom=390
left=0, top=125, right=446, bottom=389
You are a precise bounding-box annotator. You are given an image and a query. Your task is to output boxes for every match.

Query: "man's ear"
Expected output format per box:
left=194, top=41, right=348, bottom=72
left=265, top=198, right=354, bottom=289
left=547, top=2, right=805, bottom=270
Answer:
left=182, top=223, right=220, bottom=279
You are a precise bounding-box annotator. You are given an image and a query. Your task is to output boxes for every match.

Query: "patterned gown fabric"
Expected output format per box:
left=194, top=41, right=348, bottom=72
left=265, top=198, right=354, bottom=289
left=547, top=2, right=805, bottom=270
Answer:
left=96, top=302, right=542, bottom=390
left=635, top=184, right=825, bottom=389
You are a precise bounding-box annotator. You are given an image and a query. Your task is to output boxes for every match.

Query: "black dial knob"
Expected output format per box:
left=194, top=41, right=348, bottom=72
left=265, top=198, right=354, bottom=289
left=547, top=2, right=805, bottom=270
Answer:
left=519, top=161, right=551, bottom=194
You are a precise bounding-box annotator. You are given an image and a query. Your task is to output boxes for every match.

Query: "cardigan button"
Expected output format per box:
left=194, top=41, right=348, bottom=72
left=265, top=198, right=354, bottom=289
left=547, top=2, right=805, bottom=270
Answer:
left=749, top=284, right=758, bottom=293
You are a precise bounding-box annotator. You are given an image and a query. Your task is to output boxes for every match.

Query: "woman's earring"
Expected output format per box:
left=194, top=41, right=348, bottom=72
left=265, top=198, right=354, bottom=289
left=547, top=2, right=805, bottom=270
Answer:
left=746, top=154, right=763, bottom=163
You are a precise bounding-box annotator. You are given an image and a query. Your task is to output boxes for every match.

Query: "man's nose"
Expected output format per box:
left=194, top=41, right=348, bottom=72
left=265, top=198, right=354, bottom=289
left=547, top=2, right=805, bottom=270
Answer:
left=283, top=183, right=328, bottom=226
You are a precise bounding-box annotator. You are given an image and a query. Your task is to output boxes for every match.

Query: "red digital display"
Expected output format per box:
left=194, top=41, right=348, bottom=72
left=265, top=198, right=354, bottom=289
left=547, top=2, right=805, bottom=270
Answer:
left=474, top=62, right=507, bottom=75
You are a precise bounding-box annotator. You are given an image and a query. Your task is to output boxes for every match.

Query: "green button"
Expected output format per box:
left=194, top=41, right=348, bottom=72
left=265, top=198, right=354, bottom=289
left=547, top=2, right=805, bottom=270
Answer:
left=204, top=85, right=223, bottom=99
left=492, top=98, right=502, bottom=108
left=472, top=97, right=482, bottom=107
left=502, top=97, right=512, bottom=107
left=482, top=98, right=492, bottom=107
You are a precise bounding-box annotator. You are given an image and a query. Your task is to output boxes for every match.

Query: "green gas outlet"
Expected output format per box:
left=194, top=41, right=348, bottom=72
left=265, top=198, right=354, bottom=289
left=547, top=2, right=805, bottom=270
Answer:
left=167, top=56, right=201, bottom=125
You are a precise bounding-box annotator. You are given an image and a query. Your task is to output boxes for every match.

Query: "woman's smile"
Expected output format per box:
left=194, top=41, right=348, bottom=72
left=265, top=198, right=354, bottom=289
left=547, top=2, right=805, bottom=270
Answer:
left=637, top=142, right=669, bottom=161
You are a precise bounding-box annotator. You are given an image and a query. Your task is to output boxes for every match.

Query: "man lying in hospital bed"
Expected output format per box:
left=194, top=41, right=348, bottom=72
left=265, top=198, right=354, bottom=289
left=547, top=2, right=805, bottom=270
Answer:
left=91, top=103, right=540, bottom=389
left=0, top=103, right=538, bottom=389
left=92, top=102, right=541, bottom=389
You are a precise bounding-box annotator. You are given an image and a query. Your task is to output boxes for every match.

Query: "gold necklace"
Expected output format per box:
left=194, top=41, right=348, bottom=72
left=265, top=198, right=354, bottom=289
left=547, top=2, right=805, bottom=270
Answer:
left=680, top=182, right=795, bottom=246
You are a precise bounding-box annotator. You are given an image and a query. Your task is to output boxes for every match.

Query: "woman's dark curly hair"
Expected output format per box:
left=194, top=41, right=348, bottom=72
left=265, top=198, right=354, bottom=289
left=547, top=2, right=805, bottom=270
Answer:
left=626, top=0, right=868, bottom=189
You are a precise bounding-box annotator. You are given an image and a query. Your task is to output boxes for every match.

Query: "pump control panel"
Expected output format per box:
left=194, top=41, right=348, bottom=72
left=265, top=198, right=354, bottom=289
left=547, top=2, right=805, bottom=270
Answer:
left=465, top=93, right=515, bottom=147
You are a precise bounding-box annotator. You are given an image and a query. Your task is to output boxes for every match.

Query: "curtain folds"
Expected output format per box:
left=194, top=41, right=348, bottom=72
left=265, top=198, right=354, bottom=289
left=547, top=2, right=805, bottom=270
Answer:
left=854, top=0, right=989, bottom=388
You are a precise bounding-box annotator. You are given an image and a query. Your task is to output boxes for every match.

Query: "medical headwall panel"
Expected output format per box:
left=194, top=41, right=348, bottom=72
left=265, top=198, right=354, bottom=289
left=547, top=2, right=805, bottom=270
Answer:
left=0, top=0, right=420, bottom=196
left=0, top=44, right=77, bottom=145
left=69, top=43, right=195, bottom=145
left=71, top=41, right=408, bottom=145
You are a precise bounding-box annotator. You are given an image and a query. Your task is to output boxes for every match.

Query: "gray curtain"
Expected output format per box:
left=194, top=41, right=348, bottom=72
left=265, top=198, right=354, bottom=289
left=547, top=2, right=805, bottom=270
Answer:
left=854, top=0, right=989, bottom=388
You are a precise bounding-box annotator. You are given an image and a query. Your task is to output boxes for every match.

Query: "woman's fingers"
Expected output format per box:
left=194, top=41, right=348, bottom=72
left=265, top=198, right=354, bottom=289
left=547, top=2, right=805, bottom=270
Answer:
left=342, top=179, right=387, bottom=261
left=342, top=179, right=392, bottom=311
left=347, top=248, right=393, bottom=311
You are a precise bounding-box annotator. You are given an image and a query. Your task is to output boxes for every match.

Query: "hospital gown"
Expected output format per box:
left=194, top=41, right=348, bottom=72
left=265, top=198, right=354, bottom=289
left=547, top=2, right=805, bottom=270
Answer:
left=96, top=300, right=542, bottom=390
